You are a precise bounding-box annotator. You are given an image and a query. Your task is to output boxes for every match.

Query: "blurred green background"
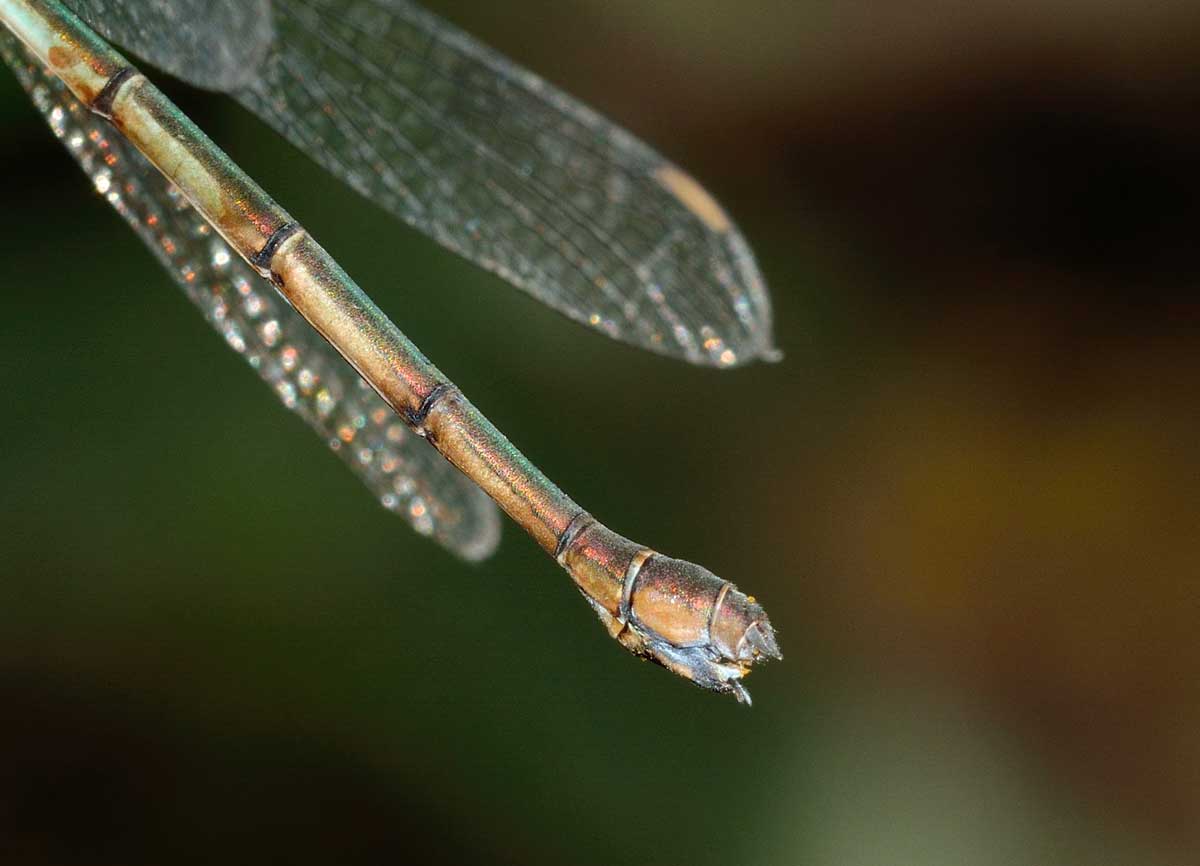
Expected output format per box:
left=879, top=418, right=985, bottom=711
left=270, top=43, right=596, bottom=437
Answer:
left=1, top=1, right=1197, bottom=863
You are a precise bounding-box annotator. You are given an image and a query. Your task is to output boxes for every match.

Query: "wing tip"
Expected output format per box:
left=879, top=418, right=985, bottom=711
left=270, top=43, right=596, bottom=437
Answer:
left=453, top=495, right=503, bottom=563
left=760, top=345, right=785, bottom=365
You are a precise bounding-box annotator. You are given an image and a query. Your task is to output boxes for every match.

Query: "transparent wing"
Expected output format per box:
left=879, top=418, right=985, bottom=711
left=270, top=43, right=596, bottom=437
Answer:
left=2, top=34, right=502, bottom=561
left=64, top=0, right=778, bottom=367
left=62, top=0, right=274, bottom=90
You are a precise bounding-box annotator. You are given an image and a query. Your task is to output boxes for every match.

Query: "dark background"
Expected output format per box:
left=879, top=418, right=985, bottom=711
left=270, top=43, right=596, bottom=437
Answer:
left=2, top=1, right=1197, bottom=863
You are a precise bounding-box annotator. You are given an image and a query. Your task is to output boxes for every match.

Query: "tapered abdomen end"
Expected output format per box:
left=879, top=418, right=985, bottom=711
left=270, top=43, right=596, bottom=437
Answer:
left=622, top=553, right=781, bottom=705
left=559, top=520, right=780, bottom=703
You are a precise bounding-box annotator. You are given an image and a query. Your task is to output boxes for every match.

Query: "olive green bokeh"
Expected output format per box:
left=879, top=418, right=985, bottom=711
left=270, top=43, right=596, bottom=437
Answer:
left=2, top=1, right=1197, bottom=863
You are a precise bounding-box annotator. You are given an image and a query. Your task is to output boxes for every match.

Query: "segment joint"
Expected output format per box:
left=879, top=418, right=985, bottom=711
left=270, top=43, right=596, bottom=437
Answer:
left=619, top=548, right=656, bottom=623
left=554, top=510, right=595, bottom=563
left=90, top=66, right=138, bottom=119
left=250, top=221, right=303, bottom=279
left=405, top=382, right=458, bottom=430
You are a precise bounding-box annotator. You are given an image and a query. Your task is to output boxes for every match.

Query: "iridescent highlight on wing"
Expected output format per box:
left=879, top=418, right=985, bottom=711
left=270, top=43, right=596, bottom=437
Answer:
left=1, top=33, right=501, bottom=561
left=63, top=0, right=778, bottom=366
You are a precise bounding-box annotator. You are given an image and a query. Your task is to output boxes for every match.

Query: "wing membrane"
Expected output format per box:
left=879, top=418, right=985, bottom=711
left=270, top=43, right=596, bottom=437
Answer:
left=62, top=0, right=273, bottom=90
left=64, top=0, right=777, bottom=366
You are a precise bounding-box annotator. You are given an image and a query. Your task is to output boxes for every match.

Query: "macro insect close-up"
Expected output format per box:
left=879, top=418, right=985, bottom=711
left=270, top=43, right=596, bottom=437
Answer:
left=0, top=0, right=783, bottom=703
left=2, top=1, right=1197, bottom=863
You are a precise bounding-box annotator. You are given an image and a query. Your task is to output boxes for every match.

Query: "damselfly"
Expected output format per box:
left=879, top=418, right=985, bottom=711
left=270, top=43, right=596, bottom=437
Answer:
left=0, top=0, right=780, bottom=702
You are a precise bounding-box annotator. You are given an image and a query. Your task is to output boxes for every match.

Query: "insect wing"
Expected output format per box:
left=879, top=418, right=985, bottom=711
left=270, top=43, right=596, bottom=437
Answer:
left=65, top=0, right=778, bottom=367
left=2, top=34, right=502, bottom=561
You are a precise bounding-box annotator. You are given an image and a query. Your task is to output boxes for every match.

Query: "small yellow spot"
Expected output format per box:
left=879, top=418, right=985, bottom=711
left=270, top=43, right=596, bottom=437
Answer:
left=655, top=164, right=731, bottom=233
left=746, top=595, right=756, bottom=604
